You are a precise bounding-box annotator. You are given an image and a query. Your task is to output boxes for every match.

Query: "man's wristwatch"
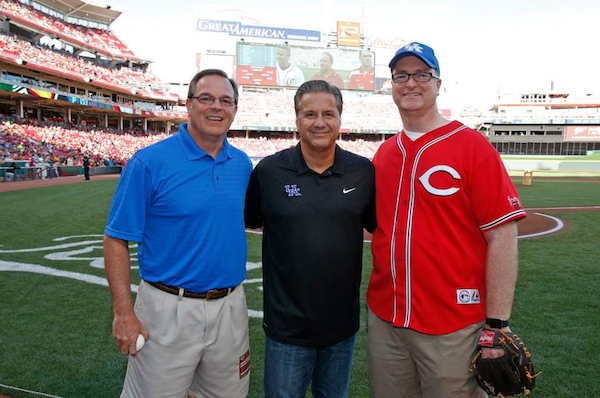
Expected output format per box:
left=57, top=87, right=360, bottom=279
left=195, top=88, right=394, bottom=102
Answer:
left=486, top=318, right=509, bottom=329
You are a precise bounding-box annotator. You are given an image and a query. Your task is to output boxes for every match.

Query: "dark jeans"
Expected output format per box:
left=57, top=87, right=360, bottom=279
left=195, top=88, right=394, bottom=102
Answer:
left=264, top=334, right=356, bottom=398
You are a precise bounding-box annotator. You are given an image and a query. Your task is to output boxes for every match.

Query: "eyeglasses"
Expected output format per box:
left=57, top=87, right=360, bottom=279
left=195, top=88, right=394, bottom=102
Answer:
left=391, top=71, right=438, bottom=84
left=189, top=94, right=236, bottom=108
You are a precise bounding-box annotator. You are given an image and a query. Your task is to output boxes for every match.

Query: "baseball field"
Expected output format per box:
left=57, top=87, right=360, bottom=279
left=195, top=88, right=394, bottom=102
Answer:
left=0, top=174, right=599, bottom=397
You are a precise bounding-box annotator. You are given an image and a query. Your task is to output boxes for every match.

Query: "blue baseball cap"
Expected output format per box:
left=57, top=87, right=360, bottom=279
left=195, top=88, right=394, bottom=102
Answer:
left=388, top=42, right=440, bottom=75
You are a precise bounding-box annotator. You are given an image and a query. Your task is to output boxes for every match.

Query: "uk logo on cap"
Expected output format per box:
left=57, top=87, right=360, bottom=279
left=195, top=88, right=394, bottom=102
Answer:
left=403, top=43, right=425, bottom=53
left=388, top=42, right=440, bottom=75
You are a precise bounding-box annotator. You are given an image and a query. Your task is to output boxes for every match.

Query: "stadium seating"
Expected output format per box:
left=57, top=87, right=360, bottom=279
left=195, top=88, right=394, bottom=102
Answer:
left=0, top=0, right=137, bottom=59
left=0, top=0, right=399, bottom=166
left=0, top=116, right=169, bottom=168
left=0, top=114, right=388, bottom=170
left=0, top=32, right=177, bottom=100
left=235, top=88, right=401, bottom=132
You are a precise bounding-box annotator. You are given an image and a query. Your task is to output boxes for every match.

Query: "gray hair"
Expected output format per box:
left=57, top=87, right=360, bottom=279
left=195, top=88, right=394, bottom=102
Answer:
left=293, top=80, right=343, bottom=116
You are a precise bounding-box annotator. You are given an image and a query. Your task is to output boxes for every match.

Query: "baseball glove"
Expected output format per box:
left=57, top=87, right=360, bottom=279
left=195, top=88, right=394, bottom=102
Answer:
left=470, top=329, right=541, bottom=397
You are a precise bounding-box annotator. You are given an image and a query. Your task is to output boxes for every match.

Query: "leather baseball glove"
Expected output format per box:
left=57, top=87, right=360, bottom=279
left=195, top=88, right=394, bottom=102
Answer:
left=470, top=329, right=541, bottom=397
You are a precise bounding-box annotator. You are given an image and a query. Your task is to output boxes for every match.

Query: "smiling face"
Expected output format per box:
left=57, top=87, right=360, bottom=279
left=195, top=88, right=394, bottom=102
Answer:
left=185, top=74, right=237, bottom=147
left=391, top=55, right=441, bottom=115
left=296, top=91, right=341, bottom=155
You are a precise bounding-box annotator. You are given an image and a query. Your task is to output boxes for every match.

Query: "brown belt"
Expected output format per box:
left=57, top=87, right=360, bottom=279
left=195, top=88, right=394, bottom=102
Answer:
left=147, top=281, right=235, bottom=300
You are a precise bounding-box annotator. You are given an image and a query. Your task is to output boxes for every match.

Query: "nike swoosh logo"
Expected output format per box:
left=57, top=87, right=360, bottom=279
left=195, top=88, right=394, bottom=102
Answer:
left=343, top=188, right=357, bottom=194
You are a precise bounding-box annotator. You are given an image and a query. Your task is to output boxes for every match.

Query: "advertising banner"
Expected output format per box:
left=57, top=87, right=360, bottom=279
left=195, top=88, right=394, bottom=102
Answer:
left=565, top=126, right=600, bottom=142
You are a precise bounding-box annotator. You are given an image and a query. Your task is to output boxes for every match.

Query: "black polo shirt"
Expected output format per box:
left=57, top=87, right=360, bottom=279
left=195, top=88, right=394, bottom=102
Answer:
left=245, top=143, right=375, bottom=347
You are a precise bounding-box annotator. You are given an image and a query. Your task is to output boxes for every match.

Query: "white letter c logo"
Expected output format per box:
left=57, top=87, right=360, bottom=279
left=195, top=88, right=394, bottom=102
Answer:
left=418, top=165, right=461, bottom=196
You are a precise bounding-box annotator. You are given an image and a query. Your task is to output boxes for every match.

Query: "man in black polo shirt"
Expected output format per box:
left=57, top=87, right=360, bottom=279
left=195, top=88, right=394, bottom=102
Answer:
left=245, top=80, right=376, bottom=398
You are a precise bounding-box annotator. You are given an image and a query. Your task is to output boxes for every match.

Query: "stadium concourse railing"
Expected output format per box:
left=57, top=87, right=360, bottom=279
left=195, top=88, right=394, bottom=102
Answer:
left=0, top=165, right=122, bottom=182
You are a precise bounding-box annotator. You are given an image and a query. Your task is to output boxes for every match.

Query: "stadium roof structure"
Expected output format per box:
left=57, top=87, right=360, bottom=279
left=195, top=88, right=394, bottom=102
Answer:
left=39, top=0, right=122, bottom=26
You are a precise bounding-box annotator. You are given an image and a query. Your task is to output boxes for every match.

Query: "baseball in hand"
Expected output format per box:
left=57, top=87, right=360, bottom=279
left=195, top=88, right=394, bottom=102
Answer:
left=136, top=334, right=145, bottom=352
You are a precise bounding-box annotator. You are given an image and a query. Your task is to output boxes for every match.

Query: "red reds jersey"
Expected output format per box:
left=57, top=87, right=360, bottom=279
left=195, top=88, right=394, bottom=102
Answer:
left=367, top=121, right=526, bottom=335
left=310, top=71, right=345, bottom=89
left=347, top=67, right=374, bottom=90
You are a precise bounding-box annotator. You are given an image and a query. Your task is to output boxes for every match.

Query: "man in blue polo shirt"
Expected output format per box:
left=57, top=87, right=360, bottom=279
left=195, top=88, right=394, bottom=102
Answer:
left=104, top=69, right=252, bottom=398
left=245, top=80, right=376, bottom=397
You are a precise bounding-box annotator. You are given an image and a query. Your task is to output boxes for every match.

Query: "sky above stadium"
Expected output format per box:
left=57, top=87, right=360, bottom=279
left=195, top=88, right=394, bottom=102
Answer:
left=108, top=0, right=600, bottom=110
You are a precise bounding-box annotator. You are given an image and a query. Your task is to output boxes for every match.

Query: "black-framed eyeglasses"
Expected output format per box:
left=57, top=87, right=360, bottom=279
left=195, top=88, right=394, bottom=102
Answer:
left=391, top=72, right=438, bottom=84
left=189, top=94, right=237, bottom=108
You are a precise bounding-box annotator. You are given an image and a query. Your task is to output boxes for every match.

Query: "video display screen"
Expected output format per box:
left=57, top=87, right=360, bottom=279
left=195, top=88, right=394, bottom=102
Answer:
left=236, top=43, right=376, bottom=91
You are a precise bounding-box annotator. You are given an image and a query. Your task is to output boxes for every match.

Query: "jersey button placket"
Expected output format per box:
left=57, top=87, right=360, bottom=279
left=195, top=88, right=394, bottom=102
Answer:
left=214, top=161, right=222, bottom=192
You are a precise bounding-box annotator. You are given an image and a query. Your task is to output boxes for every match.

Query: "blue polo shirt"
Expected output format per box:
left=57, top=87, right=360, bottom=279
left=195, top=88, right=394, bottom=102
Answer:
left=105, top=123, right=252, bottom=292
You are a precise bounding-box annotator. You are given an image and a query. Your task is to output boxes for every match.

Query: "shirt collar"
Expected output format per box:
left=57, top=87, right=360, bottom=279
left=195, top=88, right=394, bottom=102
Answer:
left=292, top=142, right=345, bottom=175
left=177, top=122, right=233, bottom=161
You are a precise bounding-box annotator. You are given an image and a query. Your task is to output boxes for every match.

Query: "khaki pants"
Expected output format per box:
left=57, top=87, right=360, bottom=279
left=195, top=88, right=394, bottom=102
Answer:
left=367, top=307, right=487, bottom=398
left=122, top=280, right=250, bottom=398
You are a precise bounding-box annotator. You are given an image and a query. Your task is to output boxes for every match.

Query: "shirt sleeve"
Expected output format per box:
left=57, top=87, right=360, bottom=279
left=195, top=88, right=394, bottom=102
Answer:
left=470, top=152, right=526, bottom=230
left=104, top=156, right=152, bottom=242
left=362, top=163, right=377, bottom=233
left=244, top=166, right=263, bottom=229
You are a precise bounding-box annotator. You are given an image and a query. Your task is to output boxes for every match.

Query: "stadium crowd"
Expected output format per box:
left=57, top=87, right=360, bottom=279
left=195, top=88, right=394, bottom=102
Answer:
left=0, top=0, right=135, bottom=59
left=0, top=0, right=400, bottom=173
left=0, top=31, right=176, bottom=100
left=0, top=115, right=169, bottom=169
left=0, top=113, right=387, bottom=175
left=235, top=88, right=401, bottom=132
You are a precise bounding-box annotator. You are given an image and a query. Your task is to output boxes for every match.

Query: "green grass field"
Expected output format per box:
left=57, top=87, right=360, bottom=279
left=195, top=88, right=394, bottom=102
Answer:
left=0, top=177, right=599, bottom=397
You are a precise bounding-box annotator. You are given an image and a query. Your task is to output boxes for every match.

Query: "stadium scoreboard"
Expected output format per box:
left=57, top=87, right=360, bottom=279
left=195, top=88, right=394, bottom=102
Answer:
left=236, top=44, right=278, bottom=86
left=235, top=42, right=375, bottom=91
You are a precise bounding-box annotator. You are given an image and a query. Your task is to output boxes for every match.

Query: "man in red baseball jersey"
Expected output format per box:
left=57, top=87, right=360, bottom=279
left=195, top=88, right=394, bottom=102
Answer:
left=310, top=51, right=345, bottom=89
left=347, top=49, right=374, bottom=90
left=367, top=42, right=527, bottom=397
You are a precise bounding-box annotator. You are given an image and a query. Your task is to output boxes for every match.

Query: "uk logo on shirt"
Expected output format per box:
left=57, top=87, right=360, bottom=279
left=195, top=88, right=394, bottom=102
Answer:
left=285, top=184, right=302, bottom=197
